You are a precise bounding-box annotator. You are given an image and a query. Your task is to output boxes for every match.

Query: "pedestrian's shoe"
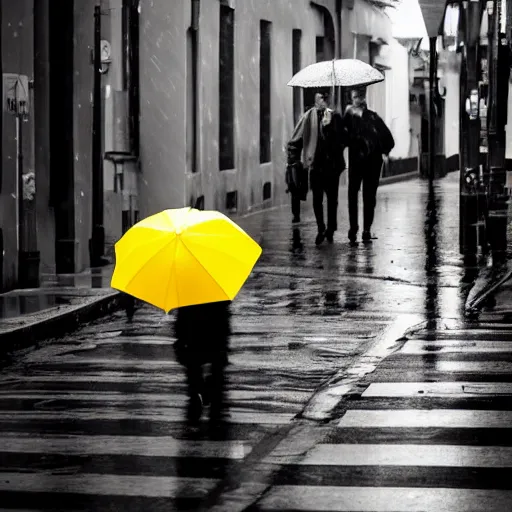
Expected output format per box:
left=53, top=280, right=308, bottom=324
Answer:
left=315, top=231, right=326, bottom=246
left=325, top=229, right=334, bottom=244
left=348, top=229, right=358, bottom=245
left=292, top=215, right=301, bottom=224
left=362, top=230, right=372, bottom=243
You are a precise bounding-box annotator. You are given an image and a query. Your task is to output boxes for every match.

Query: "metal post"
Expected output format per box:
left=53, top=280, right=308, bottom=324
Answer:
left=460, top=0, right=483, bottom=256
left=89, top=4, right=106, bottom=267
left=429, top=36, right=437, bottom=181
left=486, top=0, right=509, bottom=263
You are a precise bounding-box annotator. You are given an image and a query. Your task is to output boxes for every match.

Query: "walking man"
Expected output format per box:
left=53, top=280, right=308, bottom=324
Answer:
left=286, top=91, right=346, bottom=245
left=343, top=87, right=395, bottom=244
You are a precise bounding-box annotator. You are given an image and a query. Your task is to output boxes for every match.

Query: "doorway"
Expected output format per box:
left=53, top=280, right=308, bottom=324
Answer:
left=49, top=0, right=75, bottom=273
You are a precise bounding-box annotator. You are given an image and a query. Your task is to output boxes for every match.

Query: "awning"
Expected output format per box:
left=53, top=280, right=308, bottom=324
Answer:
left=387, top=0, right=428, bottom=39
left=417, top=0, right=447, bottom=37
left=349, top=0, right=393, bottom=43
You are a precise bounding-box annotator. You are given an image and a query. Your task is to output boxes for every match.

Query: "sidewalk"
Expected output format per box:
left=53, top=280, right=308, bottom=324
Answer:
left=0, top=212, right=268, bottom=356
left=0, top=266, right=121, bottom=354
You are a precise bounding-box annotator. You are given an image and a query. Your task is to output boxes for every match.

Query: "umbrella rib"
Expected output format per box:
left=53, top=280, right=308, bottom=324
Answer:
left=115, top=230, right=172, bottom=267
left=170, top=237, right=180, bottom=311
left=179, top=237, right=231, bottom=301
left=117, top=238, right=177, bottom=292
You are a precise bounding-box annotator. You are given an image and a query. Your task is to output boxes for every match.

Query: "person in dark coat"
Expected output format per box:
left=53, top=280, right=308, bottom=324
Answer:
left=343, top=87, right=395, bottom=244
left=287, top=91, right=347, bottom=245
left=173, top=300, right=232, bottom=424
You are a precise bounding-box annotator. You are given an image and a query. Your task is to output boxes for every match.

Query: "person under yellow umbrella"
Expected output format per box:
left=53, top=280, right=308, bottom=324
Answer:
left=111, top=206, right=261, bottom=312
left=111, top=206, right=262, bottom=423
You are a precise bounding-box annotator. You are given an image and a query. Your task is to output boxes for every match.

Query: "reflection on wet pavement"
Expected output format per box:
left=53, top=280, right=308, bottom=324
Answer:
left=0, top=173, right=487, bottom=510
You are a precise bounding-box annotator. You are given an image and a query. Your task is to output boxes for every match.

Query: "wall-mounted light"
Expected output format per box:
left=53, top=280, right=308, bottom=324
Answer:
left=465, top=88, right=479, bottom=119
left=442, top=2, right=461, bottom=51
left=100, top=40, right=112, bottom=74
left=90, top=39, right=112, bottom=74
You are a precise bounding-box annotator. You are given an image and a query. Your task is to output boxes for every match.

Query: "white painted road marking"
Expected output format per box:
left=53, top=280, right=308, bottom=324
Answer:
left=338, top=409, right=512, bottom=428
left=267, top=443, right=512, bottom=468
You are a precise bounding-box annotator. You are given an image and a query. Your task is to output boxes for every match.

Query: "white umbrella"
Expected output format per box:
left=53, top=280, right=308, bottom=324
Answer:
left=287, top=59, right=385, bottom=89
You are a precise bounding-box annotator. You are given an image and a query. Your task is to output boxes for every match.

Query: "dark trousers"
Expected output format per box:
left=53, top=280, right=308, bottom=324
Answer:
left=185, top=350, right=228, bottom=417
left=291, top=194, right=301, bottom=219
left=348, top=155, right=382, bottom=233
left=310, top=170, right=341, bottom=233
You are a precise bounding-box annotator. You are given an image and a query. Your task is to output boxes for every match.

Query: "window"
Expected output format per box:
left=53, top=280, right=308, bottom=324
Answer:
left=263, top=181, right=272, bottom=200
left=122, top=0, right=140, bottom=157
left=219, top=5, right=235, bottom=171
left=316, top=36, right=324, bottom=62
left=260, top=20, right=272, bottom=163
left=226, top=191, right=238, bottom=213
left=292, top=29, right=302, bottom=125
left=369, top=42, right=379, bottom=67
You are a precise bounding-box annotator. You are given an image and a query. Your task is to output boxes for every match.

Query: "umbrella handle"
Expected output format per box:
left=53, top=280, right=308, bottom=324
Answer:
left=331, top=59, right=335, bottom=107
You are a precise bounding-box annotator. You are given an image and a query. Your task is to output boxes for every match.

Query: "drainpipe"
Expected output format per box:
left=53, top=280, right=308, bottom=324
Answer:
left=191, top=0, right=200, bottom=173
left=428, top=36, right=437, bottom=182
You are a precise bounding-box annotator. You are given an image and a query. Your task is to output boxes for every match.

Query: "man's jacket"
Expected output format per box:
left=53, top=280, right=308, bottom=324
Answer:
left=286, top=107, right=347, bottom=173
left=343, top=106, right=395, bottom=161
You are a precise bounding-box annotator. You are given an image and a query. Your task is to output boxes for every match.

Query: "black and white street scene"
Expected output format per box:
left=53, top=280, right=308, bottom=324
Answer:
left=3, top=0, right=512, bottom=510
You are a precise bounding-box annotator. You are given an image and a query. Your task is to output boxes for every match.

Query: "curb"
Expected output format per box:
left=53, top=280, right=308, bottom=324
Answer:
left=465, top=260, right=512, bottom=313
left=0, top=291, right=123, bottom=357
left=380, top=170, right=419, bottom=186
left=299, top=313, right=425, bottom=422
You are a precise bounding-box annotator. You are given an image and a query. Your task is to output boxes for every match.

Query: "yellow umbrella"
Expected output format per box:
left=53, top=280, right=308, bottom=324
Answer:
left=111, top=207, right=262, bottom=312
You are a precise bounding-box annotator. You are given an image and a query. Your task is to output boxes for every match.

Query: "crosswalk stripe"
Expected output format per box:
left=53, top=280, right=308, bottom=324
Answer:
left=0, top=389, right=312, bottom=405
left=0, top=409, right=296, bottom=425
left=0, top=434, right=250, bottom=459
left=255, top=485, right=512, bottom=511
left=435, top=361, right=512, bottom=373
left=0, top=473, right=217, bottom=498
left=400, top=339, right=512, bottom=354
left=338, top=409, right=512, bottom=428
left=362, top=382, right=512, bottom=397
left=266, top=443, right=512, bottom=467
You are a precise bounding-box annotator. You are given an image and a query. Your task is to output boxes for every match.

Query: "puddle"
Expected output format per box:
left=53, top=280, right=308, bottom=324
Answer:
left=0, top=295, right=71, bottom=320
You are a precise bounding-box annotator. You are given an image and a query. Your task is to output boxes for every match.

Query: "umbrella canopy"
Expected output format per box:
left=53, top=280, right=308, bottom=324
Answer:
left=111, top=207, right=262, bottom=313
left=287, top=59, right=385, bottom=89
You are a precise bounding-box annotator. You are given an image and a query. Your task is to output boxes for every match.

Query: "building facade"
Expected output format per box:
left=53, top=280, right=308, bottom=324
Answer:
left=1, top=0, right=99, bottom=292
left=1, top=0, right=403, bottom=291
left=136, top=0, right=340, bottom=220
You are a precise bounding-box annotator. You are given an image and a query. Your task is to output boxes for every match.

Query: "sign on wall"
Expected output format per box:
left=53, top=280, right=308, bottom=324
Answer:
left=2, top=73, right=30, bottom=116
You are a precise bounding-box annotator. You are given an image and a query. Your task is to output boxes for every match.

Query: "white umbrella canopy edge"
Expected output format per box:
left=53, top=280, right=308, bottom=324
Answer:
left=287, top=58, right=385, bottom=89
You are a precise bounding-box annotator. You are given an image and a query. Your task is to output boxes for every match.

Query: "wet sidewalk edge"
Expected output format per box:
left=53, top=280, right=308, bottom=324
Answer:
left=0, top=222, right=266, bottom=357
left=0, top=291, right=124, bottom=357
